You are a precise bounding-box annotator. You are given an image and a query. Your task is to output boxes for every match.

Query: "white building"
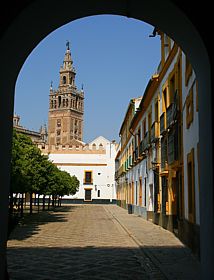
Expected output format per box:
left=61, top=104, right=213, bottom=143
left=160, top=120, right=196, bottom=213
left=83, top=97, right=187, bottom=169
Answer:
left=115, top=31, right=200, bottom=255
left=40, top=136, right=117, bottom=203
left=182, top=54, right=200, bottom=229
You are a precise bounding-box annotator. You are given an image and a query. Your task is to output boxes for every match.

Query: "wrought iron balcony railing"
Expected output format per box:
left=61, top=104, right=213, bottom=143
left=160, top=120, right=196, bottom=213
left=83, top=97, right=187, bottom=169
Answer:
left=166, top=103, right=178, bottom=129
left=151, top=121, right=159, bottom=142
left=160, top=112, right=166, bottom=135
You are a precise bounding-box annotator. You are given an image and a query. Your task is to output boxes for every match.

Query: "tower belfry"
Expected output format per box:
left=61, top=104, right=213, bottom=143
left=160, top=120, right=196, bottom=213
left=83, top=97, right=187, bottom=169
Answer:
left=48, top=42, right=84, bottom=146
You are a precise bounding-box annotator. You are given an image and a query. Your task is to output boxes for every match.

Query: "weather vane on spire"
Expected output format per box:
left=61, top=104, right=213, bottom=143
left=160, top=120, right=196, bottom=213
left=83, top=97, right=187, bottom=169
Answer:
left=66, top=40, right=70, bottom=50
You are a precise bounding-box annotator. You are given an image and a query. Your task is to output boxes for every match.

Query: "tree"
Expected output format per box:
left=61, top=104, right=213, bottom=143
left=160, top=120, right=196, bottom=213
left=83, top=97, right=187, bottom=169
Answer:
left=10, top=129, right=80, bottom=215
left=10, top=130, right=33, bottom=216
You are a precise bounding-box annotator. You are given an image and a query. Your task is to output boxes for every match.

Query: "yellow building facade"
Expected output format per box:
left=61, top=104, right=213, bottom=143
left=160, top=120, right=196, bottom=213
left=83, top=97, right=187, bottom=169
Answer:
left=115, top=31, right=200, bottom=255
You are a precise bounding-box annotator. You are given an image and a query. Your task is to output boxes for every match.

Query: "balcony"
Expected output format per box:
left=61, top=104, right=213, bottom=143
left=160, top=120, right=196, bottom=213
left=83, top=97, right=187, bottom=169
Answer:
left=125, top=158, right=129, bottom=171
left=151, top=121, right=159, bottom=142
left=128, top=155, right=133, bottom=167
left=133, top=147, right=138, bottom=163
left=160, top=112, right=166, bottom=135
left=124, top=160, right=127, bottom=171
left=122, top=162, right=126, bottom=173
left=166, top=103, right=178, bottom=129
left=132, top=151, right=136, bottom=163
left=118, top=164, right=125, bottom=176
left=143, top=132, right=150, bottom=150
left=161, top=137, right=168, bottom=171
left=167, top=126, right=178, bottom=164
left=136, top=147, right=139, bottom=159
left=139, top=140, right=144, bottom=156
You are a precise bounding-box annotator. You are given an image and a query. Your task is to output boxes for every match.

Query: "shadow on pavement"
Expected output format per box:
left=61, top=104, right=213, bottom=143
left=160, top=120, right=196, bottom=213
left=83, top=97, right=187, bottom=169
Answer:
left=8, top=206, right=77, bottom=241
left=7, top=246, right=201, bottom=280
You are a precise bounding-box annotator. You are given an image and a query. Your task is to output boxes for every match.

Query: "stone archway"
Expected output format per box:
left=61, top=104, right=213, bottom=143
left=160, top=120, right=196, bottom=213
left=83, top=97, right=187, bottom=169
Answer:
left=0, top=1, right=213, bottom=278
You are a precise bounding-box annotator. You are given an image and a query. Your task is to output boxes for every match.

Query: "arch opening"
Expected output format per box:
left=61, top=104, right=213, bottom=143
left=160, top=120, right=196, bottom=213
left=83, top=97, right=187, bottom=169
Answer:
left=0, top=1, right=213, bottom=279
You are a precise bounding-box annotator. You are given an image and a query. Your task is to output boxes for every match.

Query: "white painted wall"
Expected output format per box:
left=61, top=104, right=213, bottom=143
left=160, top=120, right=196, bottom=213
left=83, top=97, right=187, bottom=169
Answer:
left=182, top=53, right=200, bottom=224
left=48, top=136, right=117, bottom=201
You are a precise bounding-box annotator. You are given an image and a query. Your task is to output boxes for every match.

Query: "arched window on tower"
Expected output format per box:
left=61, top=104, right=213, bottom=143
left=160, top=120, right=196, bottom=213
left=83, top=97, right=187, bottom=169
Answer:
left=58, top=96, right=61, bottom=108
left=63, top=76, right=66, bottom=84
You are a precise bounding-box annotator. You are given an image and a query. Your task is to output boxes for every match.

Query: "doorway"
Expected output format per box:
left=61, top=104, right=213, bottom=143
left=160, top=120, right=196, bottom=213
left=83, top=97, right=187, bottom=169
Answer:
left=85, top=189, right=92, bottom=201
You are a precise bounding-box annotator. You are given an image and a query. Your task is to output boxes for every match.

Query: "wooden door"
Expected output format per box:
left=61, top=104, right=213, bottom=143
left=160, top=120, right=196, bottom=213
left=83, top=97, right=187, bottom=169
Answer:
left=85, top=189, right=91, bottom=201
left=139, top=178, right=142, bottom=206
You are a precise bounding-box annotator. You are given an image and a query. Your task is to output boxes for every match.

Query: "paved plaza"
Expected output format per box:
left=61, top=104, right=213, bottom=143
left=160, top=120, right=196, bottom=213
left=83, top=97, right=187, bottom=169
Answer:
left=7, top=205, right=200, bottom=279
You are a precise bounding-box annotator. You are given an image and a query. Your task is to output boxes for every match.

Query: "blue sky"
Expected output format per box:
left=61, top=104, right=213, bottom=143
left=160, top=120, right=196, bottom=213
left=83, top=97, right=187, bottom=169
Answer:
left=14, top=15, right=160, bottom=143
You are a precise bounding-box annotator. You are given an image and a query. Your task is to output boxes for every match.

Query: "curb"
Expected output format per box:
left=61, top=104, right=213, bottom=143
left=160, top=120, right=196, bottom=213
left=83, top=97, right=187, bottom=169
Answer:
left=104, top=206, right=169, bottom=280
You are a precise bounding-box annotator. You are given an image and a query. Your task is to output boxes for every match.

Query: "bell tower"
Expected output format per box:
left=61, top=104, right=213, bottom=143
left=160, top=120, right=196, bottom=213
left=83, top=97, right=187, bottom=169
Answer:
left=48, top=42, right=84, bottom=147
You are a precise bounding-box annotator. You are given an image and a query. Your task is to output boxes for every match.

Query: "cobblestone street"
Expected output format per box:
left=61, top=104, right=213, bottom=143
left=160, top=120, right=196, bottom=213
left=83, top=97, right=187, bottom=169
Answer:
left=7, top=205, right=200, bottom=279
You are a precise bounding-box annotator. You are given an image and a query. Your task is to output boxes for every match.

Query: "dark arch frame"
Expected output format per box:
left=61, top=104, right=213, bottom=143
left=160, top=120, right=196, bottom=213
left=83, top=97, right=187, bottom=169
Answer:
left=0, top=0, right=213, bottom=278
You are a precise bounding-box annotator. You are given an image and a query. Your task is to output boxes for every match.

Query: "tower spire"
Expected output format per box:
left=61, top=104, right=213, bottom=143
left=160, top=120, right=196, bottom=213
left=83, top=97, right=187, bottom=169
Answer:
left=63, top=43, right=73, bottom=69
left=66, top=40, right=70, bottom=50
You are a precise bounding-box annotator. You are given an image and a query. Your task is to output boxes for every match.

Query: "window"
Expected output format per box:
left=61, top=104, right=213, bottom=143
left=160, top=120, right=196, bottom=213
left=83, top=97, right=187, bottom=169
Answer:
left=143, top=118, right=146, bottom=138
left=56, top=137, right=60, bottom=145
left=84, top=171, right=93, bottom=184
left=63, top=76, right=66, bottom=84
left=186, top=87, right=194, bottom=129
left=161, top=136, right=168, bottom=170
left=154, top=172, right=160, bottom=213
left=187, top=148, right=195, bottom=223
left=97, top=190, right=100, bottom=197
left=58, top=96, right=61, bottom=108
left=148, top=111, right=152, bottom=140
left=169, top=73, right=175, bottom=104
left=139, top=178, right=142, bottom=206
left=137, top=128, right=141, bottom=147
left=155, top=99, right=159, bottom=122
left=185, top=56, right=192, bottom=86
left=56, top=130, right=61, bottom=136
left=144, top=178, right=147, bottom=207
left=162, top=176, right=169, bottom=214
left=57, top=119, right=61, bottom=127
left=135, top=181, right=138, bottom=205
left=167, top=125, right=178, bottom=164
left=163, top=87, right=168, bottom=111
left=131, top=182, right=134, bottom=204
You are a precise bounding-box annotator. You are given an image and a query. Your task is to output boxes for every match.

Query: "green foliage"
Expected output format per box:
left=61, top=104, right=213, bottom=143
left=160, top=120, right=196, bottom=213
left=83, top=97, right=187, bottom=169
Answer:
left=10, top=129, right=79, bottom=197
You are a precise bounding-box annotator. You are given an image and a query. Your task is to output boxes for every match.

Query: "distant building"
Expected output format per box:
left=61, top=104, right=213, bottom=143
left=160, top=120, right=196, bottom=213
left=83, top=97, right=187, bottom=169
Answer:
left=48, top=42, right=84, bottom=147
left=40, top=136, right=117, bottom=203
left=15, top=43, right=117, bottom=203
left=13, top=114, right=47, bottom=145
left=38, top=43, right=117, bottom=203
